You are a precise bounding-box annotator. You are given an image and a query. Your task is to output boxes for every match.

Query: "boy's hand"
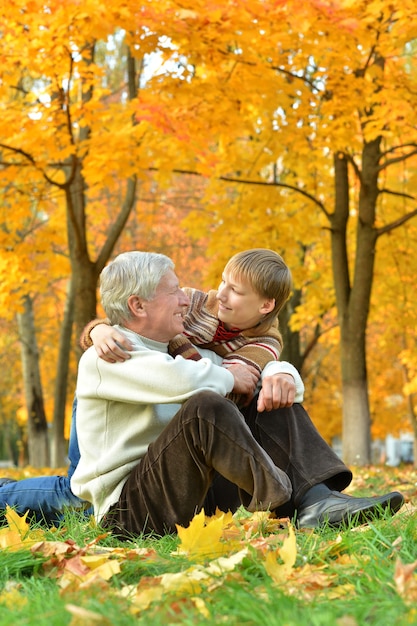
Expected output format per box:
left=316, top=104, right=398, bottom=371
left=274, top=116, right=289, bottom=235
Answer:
left=257, top=373, right=296, bottom=411
left=90, top=324, right=133, bottom=363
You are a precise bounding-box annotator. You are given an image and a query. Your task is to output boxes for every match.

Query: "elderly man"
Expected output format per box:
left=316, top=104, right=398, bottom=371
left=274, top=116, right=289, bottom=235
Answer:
left=69, top=251, right=403, bottom=536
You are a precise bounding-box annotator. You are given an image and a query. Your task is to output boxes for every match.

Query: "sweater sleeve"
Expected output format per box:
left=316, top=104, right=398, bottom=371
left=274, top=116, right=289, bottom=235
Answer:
left=77, top=344, right=234, bottom=404
left=79, top=318, right=110, bottom=351
left=168, top=334, right=202, bottom=361
left=262, top=360, right=305, bottom=403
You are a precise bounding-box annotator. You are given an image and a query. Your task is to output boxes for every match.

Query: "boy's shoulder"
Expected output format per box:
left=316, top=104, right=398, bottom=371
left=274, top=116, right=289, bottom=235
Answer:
left=183, top=287, right=218, bottom=315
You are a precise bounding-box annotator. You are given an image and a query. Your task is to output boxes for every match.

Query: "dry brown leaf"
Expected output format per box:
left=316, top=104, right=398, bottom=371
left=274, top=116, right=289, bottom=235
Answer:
left=394, top=558, right=417, bottom=603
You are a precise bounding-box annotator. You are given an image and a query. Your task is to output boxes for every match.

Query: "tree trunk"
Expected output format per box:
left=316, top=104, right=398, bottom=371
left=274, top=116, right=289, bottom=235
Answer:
left=403, top=366, right=417, bottom=469
left=63, top=150, right=99, bottom=356
left=17, top=295, right=50, bottom=467
left=279, top=289, right=303, bottom=373
left=340, top=337, right=371, bottom=464
left=47, top=47, right=140, bottom=466
left=330, top=139, right=381, bottom=466
left=51, top=278, right=75, bottom=467
left=408, top=401, right=417, bottom=470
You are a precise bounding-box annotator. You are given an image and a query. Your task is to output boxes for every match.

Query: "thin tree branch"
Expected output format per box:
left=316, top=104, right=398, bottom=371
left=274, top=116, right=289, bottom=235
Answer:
left=379, top=142, right=417, bottom=160
left=378, top=146, right=417, bottom=171
left=345, top=153, right=363, bottom=185
left=148, top=166, right=329, bottom=217
left=379, top=187, right=416, bottom=201
left=0, top=142, right=66, bottom=188
left=376, top=207, right=417, bottom=237
left=216, top=47, right=319, bottom=92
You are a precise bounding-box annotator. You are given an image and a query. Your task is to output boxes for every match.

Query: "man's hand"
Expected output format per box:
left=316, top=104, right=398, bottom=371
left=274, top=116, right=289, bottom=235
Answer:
left=257, top=373, right=296, bottom=411
left=90, top=324, right=133, bottom=363
left=227, top=363, right=260, bottom=396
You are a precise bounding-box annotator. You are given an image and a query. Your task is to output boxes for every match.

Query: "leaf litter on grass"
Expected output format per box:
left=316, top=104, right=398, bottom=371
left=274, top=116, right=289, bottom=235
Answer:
left=0, top=466, right=415, bottom=623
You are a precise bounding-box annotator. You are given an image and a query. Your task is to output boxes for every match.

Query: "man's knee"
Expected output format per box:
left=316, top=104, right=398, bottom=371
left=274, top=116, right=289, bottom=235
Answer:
left=185, top=390, right=234, bottom=411
left=183, top=391, right=241, bottom=427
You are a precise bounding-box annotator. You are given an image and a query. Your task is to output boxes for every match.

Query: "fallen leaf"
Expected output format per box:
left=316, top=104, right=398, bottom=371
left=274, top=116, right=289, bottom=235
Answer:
left=394, top=558, right=417, bottom=603
left=66, top=603, right=112, bottom=625
left=0, top=507, right=46, bottom=550
left=176, top=509, right=231, bottom=559
left=264, top=523, right=297, bottom=583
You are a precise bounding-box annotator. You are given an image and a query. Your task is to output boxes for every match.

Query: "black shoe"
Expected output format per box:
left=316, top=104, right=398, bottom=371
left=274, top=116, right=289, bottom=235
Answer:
left=0, top=478, right=17, bottom=488
left=297, top=490, right=404, bottom=529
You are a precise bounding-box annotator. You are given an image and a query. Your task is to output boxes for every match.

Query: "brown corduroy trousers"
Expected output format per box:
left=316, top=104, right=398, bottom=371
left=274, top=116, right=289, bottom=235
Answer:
left=102, top=391, right=351, bottom=537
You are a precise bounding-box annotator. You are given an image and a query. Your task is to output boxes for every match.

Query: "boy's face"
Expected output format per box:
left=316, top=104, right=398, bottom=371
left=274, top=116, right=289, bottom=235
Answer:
left=216, top=270, right=275, bottom=330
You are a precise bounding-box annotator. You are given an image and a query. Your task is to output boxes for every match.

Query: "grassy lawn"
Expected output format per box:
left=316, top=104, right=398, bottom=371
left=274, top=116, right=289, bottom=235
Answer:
left=0, top=465, right=415, bottom=626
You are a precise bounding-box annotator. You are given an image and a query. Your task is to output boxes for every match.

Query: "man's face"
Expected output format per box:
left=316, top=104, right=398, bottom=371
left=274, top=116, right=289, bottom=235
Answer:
left=141, top=270, right=190, bottom=342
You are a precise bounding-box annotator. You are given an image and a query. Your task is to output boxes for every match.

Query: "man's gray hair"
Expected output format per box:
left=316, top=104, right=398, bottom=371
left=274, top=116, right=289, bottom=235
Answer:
left=100, top=251, right=174, bottom=324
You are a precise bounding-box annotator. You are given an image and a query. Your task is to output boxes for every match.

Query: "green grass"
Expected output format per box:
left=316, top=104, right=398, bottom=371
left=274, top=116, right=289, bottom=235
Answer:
left=0, top=475, right=416, bottom=626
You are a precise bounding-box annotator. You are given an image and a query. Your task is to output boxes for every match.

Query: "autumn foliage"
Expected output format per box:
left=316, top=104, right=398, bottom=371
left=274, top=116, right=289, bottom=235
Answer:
left=1, top=0, right=417, bottom=463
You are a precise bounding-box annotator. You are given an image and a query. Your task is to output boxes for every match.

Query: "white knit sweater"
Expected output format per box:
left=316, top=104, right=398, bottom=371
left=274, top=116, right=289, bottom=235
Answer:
left=70, top=326, right=234, bottom=521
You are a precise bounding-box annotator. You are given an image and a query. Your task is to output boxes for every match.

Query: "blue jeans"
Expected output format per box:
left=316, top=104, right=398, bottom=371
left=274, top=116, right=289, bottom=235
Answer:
left=0, top=399, right=89, bottom=525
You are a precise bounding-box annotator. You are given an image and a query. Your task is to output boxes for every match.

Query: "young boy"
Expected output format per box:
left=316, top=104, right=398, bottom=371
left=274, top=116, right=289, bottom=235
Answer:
left=82, top=249, right=296, bottom=405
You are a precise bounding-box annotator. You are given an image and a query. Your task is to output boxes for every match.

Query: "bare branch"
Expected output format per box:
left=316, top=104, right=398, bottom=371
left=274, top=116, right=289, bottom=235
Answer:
left=219, top=175, right=329, bottom=216
left=376, top=207, right=417, bottom=237
left=345, top=153, right=363, bottom=184
left=216, top=47, right=319, bottom=92
left=152, top=166, right=329, bottom=217
left=378, top=146, right=417, bottom=171
left=379, top=142, right=417, bottom=160
left=379, top=187, right=417, bottom=201
left=0, top=142, right=65, bottom=188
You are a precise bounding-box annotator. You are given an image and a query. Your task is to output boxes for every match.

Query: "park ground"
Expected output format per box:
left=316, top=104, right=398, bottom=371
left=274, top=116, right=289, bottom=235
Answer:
left=0, top=464, right=416, bottom=626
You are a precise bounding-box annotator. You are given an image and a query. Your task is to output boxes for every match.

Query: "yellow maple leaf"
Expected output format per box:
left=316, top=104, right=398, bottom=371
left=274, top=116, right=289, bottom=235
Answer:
left=279, top=523, right=297, bottom=568
left=176, top=509, right=231, bottom=559
left=0, top=507, right=46, bottom=550
left=264, top=523, right=297, bottom=583
left=5, top=507, right=30, bottom=537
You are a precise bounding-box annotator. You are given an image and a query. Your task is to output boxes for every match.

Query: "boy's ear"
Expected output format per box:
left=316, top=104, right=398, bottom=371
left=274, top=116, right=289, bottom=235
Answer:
left=260, top=298, right=275, bottom=315
left=127, top=295, right=147, bottom=317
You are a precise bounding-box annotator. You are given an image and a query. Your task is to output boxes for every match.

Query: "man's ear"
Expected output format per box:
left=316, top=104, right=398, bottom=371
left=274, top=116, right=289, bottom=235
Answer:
left=260, top=298, right=275, bottom=315
left=127, top=295, right=146, bottom=318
